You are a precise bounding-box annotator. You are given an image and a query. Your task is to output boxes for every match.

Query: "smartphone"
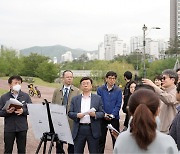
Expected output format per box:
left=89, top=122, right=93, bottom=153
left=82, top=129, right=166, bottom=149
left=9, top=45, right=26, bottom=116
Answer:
left=107, top=115, right=113, bottom=119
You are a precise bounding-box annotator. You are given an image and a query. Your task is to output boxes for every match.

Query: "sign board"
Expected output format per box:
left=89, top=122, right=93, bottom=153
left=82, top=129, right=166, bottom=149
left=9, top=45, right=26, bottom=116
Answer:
left=27, top=104, right=73, bottom=144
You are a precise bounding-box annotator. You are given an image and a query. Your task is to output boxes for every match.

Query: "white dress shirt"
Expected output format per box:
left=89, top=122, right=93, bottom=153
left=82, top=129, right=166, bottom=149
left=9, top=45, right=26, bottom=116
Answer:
left=80, top=94, right=91, bottom=124
left=63, top=86, right=71, bottom=96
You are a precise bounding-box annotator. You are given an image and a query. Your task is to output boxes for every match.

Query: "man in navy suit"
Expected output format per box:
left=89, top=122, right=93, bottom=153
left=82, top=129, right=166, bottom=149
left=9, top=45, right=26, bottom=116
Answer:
left=68, top=77, right=104, bottom=154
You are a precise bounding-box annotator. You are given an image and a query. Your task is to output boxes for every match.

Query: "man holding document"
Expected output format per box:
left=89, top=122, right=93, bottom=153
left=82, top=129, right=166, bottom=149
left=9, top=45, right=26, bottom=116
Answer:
left=0, top=75, right=32, bottom=154
left=68, top=77, right=104, bottom=154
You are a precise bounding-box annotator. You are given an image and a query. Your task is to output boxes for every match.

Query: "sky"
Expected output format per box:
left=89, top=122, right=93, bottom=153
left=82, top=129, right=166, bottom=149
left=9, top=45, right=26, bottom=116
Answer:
left=0, top=0, right=170, bottom=51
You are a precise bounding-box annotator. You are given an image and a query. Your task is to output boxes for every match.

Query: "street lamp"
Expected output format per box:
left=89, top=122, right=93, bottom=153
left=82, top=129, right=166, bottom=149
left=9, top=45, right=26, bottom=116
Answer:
left=135, top=49, right=140, bottom=71
left=142, top=24, right=160, bottom=78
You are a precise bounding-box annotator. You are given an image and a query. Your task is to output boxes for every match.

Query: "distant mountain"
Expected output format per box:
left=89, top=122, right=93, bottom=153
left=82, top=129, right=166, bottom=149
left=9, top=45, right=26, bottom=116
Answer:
left=20, top=45, right=98, bottom=62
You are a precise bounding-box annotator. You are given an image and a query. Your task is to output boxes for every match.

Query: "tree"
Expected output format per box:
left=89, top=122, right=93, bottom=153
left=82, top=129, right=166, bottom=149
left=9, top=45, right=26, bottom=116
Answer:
left=146, top=58, right=176, bottom=80
left=90, top=60, right=134, bottom=86
left=126, top=52, right=143, bottom=70
left=114, top=52, right=143, bottom=71
left=35, top=61, right=59, bottom=82
left=20, top=53, right=49, bottom=76
left=0, top=49, right=21, bottom=76
left=78, top=54, right=89, bottom=62
left=165, top=37, right=180, bottom=57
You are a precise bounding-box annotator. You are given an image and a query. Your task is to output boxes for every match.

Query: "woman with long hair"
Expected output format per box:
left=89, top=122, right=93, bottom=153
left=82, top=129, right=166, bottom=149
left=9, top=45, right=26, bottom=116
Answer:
left=122, top=81, right=137, bottom=130
left=113, top=89, right=178, bottom=154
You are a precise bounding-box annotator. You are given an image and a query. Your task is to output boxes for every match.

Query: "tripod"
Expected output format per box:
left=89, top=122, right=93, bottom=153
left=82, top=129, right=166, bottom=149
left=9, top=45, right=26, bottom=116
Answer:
left=35, top=99, right=65, bottom=154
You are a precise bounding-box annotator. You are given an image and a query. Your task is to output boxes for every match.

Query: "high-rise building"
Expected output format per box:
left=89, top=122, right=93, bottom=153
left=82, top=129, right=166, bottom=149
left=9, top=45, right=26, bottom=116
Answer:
left=170, top=0, right=180, bottom=41
left=98, top=42, right=105, bottom=60
left=53, top=57, right=57, bottom=64
left=130, top=36, right=143, bottom=53
left=61, top=51, right=73, bottom=62
left=87, top=52, right=98, bottom=60
left=158, top=39, right=168, bottom=59
left=130, top=35, right=168, bottom=60
left=98, top=34, right=129, bottom=60
left=104, top=34, right=118, bottom=60
left=149, top=40, right=159, bottom=59
left=114, top=40, right=124, bottom=56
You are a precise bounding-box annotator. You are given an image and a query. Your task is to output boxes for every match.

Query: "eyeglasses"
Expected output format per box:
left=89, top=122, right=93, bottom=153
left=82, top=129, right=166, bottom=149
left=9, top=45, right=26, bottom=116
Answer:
left=81, top=82, right=91, bottom=86
left=107, top=77, right=116, bottom=80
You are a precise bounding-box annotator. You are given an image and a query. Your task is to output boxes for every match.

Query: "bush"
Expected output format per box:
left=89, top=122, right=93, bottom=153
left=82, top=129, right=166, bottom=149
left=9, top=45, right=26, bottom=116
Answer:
left=23, top=77, right=35, bottom=83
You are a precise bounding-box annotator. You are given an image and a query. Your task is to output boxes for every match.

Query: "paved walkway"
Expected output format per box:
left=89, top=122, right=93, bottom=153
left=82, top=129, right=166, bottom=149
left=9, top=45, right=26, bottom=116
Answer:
left=0, top=78, right=125, bottom=153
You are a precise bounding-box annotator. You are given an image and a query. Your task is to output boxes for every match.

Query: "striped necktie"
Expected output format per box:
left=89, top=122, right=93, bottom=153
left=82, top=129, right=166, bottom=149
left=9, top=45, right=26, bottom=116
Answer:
left=63, top=88, right=68, bottom=106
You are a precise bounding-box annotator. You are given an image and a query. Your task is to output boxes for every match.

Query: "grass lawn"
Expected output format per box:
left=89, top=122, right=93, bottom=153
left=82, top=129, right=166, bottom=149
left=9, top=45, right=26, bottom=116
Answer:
left=0, top=88, right=8, bottom=96
left=31, top=77, right=60, bottom=88
left=0, top=76, right=60, bottom=88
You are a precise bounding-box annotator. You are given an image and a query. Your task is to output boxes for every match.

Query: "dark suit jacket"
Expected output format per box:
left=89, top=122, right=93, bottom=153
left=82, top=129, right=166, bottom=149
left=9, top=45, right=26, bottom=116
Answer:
left=0, top=90, right=32, bottom=132
left=68, top=93, right=104, bottom=140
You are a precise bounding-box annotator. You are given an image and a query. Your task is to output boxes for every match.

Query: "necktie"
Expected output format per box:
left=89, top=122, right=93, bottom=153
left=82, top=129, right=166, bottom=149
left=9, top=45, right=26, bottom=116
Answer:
left=63, top=88, right=68, bottom=106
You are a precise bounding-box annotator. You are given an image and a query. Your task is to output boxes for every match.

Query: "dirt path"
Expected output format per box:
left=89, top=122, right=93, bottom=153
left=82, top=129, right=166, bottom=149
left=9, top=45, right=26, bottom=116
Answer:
left=0, top=78, right=124, bottom=153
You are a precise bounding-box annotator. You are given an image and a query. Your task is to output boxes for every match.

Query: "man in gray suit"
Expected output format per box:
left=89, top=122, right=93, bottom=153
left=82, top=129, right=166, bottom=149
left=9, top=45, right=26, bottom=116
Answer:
left=52, top=70, right=80, bottom=153
left=68, top=77, right=104, bottom=154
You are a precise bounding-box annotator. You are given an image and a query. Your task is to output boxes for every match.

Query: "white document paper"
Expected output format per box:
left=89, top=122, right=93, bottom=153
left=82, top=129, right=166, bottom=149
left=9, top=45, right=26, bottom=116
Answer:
left=2, top=98, right=23, bottom=110
left=27, top=104, right=73, bottom=145
left=107, top=124, right=120, bottom=134
left=82, top=107, right=96, bottom=115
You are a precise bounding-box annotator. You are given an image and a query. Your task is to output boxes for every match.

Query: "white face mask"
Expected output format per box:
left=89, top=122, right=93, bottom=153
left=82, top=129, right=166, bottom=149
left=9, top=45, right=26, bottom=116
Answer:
left=12, top=84, right=21, bottom=92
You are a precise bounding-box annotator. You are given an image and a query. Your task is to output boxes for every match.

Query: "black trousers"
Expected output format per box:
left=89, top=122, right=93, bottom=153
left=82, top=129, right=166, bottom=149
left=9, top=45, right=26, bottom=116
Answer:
left=98, top=118, right=119, bottom=154
left=4, top=130, right=27, bottom=154
left=74, top=125, right=99, bottom=154
left=56, top=141, right=73, bottom=154
left=124, top=113, right=130, bottom=128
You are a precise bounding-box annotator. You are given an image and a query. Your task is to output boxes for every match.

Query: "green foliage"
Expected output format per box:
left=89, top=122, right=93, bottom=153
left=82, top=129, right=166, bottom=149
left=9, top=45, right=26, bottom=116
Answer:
left=0, top=76, right=60, bottom=88
left=146, top=58, right=176, bottom=80
left=35, top=62, right=59, bottom=82
left=72, top=77, right=81, bottom=89
left=26, top=77, right=59, bottom=88
left=0, top=49, right=21, bottom=76
left=0, top=49, right=59, bottom=83
left=113, top=52, right=143, bottom=70
left=61, top=60, right=134, bottom=87
left=166, top=37, right=180, bottom=56
left=61, top=60, right=107, bottom=70
left=0, top=88, right=8, bottom=96
left=2, top=47, right=178, bottom=87
left=78, top=54, right=89, bottom=62
left=20, top=53, right=49, bottom=76
left=126, top=52, right=143, bottom=70
left=61, top=61, right=85, bottom=70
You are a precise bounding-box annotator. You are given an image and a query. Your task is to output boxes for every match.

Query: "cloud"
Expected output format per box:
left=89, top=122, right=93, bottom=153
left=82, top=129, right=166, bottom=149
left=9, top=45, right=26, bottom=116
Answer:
left=0, top=0, right=170, bottom=50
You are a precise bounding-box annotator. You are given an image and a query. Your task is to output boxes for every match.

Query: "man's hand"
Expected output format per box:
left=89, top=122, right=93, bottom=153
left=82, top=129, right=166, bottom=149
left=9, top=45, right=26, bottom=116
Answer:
left=15, top=108, right=23, bottom=115
left=104, top=113, right=113, bottom=121
left=111, top=130, right=119, bottom=139
left=6, top=107, right=15, bottom=113
left=77, top=113, right=85, bottom=119
left=142, top=78, right=156, bottom=88
left=89, top=111, right=96, bottom=117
